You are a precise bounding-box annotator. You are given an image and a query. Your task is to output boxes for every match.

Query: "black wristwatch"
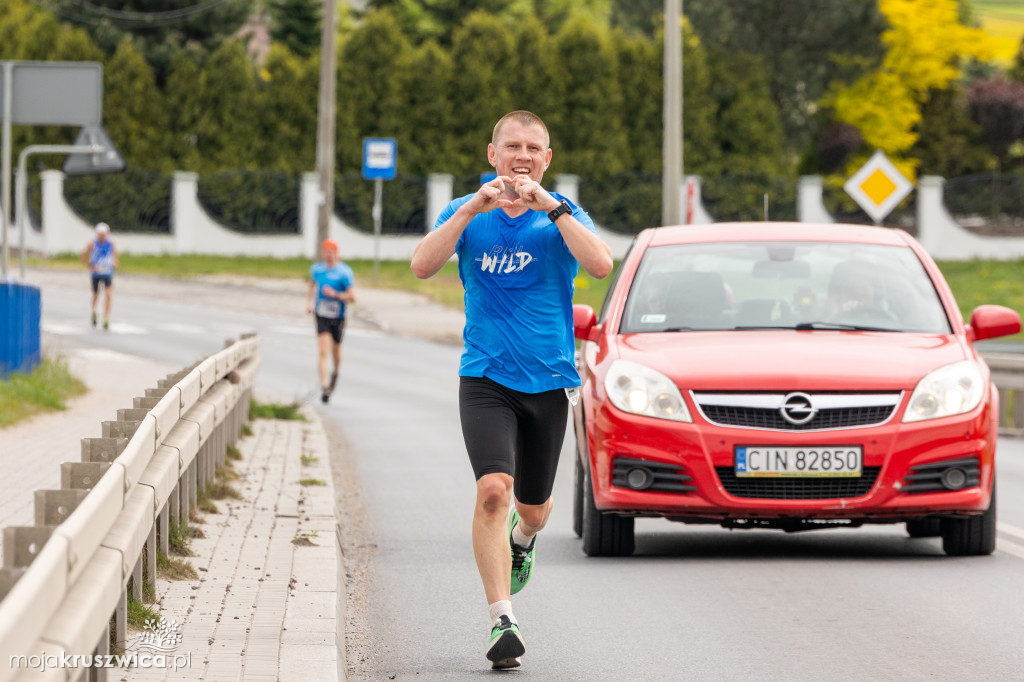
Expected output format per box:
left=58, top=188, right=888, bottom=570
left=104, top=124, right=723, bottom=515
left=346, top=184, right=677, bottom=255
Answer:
left=547, top=199, right=572, bottom=222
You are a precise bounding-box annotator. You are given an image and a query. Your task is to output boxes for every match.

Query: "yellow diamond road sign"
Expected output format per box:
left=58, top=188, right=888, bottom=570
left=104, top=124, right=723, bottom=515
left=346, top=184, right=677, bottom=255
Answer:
left=843, top=150, right=914, bottom=224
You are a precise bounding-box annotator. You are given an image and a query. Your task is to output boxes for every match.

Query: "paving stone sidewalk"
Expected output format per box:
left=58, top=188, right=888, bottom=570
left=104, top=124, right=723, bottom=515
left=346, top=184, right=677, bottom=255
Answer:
left=120, top=405, right=342, bottom=682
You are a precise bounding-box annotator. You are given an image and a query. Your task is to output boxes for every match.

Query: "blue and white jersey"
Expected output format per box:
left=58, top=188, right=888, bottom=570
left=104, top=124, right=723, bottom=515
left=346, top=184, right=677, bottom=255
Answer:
left=435, top=192, right=595, bottom=393
left=89, top=240, right=116, bottom=277
left=310, top=262, right=354, bottom=319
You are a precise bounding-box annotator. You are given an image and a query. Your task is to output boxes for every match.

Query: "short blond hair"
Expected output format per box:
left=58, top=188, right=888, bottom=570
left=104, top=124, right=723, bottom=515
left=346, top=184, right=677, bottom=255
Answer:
left=492, top=110, right=550, bottom=148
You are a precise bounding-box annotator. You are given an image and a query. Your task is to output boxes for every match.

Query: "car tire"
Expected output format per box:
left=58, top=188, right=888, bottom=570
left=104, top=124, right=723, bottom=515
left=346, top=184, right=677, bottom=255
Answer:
left=940, top=482, right=996, bottom=556
left=905, top=517, right=942, bottom=538
left=572, top=455, right=584, bottom=538
left=582, top=464, right=635, bottom=557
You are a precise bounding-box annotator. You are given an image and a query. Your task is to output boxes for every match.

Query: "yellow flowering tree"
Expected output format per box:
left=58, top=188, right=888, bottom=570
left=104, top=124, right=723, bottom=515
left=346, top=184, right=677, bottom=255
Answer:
left=827, top=0, right=995, bottom=178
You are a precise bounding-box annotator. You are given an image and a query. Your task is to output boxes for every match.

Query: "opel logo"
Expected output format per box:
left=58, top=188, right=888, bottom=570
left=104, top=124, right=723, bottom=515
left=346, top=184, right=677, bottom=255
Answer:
left=780, top=392, right=817, bottom=425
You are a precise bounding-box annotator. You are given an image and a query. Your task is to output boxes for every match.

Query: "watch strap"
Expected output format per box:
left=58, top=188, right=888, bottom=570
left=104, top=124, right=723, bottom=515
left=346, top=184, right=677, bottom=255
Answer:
left=548, top=199, right=572, bottom=222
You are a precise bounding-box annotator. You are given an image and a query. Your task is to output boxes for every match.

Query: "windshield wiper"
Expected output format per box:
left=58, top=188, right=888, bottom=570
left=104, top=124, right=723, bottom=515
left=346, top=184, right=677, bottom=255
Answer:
left=794, top=321, right=893, bottom=332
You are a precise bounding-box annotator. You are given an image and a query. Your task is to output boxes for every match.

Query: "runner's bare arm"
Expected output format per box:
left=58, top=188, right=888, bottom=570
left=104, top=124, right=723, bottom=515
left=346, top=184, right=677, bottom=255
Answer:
left=306, top=280, right=316, bottom=314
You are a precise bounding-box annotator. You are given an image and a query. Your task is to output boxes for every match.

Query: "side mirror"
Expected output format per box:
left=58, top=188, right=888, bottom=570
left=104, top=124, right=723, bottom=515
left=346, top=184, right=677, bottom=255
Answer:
left=969, top=305, right=1021, bottom=342
left=573, top=304, right=598, bottom=342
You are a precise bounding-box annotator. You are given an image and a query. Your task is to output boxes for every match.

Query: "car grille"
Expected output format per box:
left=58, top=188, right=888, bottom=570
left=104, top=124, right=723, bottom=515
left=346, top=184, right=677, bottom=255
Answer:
left=715, top=466, right=881, bottom=500
left=694, top=392, right=901, bottom=431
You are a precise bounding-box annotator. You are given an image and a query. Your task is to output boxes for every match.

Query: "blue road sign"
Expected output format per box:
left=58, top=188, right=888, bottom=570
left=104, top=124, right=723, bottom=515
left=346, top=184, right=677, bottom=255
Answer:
left=362, top=138, right=397, bottom=180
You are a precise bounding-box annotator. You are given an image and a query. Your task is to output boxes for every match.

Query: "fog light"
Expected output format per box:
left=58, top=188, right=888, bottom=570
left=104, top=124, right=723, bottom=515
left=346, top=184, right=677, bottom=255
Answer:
left=626, top=467, right=654, bottom=490
left=941, top=467, right=968, bottom=490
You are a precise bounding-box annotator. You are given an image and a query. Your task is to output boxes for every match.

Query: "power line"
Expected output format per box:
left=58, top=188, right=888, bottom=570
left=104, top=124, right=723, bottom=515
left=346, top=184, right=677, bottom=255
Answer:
left=31, top=0, right=245, bottom=28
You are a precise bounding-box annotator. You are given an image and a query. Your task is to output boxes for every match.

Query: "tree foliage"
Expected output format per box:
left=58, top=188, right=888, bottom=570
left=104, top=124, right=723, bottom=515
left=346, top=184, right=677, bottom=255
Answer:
left=685, top=0, right=887, bottom=160
left=3, top=0, right=1023, bottom=236
left=267, top=0, right=321, bottom=59
left=103, top=39, right=172, bottom=171
left=448, top=11, right=516, bottom=176
left=548, top=13, right=627, bottom=180
left=1011, top=35, right=1024, bottom=84
left=828, top=0, right=995, bottom=176
left=336, top=9, right=411, bottom=171
left=968, top=77, right=1024, bottom=170
left=50, top=0, right=256, bottom=85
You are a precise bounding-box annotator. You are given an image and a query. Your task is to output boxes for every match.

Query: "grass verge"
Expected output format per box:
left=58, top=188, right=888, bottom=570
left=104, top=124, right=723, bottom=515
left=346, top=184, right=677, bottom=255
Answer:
left=249, top=398, right=306, bottom=421
left=157, top=550, right=198, bottom=581
left=0, top=358, right=86, bottom=428
left=126, top=591, right=160, bottom=629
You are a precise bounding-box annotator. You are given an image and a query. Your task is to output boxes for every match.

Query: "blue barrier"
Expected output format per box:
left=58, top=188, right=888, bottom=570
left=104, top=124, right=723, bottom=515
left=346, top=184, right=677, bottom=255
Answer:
left=1, top=281, right=41, bottom=379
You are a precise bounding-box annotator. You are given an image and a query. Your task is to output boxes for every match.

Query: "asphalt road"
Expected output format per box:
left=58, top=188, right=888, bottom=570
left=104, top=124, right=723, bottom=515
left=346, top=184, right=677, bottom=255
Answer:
left=30, top=271, right=1024, bottom=681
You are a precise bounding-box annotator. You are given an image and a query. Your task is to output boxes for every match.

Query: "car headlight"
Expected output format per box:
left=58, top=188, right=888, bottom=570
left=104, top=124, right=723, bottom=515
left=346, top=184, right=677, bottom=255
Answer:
left=604, top=359, right=692, bottom=422
left=903, top=361, right=985, bottom=423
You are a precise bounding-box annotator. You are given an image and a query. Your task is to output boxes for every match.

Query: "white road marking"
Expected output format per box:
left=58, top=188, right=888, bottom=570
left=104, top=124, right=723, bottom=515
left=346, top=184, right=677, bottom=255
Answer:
left=72, top=347, right=143, bottom=362
left=267, top=325, right=309, bottom=336
left=41, top=321, right=86, bottom=335
left=997, top=521, right=1024, bottom=541
left=107, top=322, right=148, bottom=335
left=998, top=538, right=1024, bottom=560
left=346, top=327, right=385, bottom=338
left=157, top=323, right=206, bottom=334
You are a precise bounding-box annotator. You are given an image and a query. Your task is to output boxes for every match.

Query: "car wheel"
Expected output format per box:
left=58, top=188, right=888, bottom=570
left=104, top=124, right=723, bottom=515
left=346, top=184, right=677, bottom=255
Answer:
left=572, top=455, right=584, bottom=538
left=906, top=517, right=942, bottom=537
left=940, top=482, right=996, bottom=556
left=582, top=463, right=635, bottom=557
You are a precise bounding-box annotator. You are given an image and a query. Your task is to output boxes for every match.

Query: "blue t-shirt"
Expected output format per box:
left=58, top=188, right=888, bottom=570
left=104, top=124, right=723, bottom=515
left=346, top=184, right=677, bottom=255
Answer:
left=435, top=192, right=595, bottom=393
left=89, top=240, right=115, bottom=277
left=310, top=262, right=354, bottom=319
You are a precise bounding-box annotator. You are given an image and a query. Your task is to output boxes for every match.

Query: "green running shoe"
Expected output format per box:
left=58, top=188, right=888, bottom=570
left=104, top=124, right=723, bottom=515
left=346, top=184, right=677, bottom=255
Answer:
left=508, top=508, right=536, bottom=595
left=486, top=615, right=524, bottom=669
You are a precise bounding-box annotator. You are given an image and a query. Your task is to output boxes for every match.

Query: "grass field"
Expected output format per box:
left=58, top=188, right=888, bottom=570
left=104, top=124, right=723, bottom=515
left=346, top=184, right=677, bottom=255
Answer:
left=969, top=0, right=1024, bottom=62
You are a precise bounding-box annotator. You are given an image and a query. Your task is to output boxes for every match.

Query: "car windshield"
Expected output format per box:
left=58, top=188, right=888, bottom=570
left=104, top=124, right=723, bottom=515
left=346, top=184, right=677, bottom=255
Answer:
left=619, top=241, right=952, bottom=334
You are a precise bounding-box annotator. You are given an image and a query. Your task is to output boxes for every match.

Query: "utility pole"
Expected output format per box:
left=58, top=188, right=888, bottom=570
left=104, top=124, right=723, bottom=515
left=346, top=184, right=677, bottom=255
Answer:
left=662, top=0, right=683, bottom=226
left=316, top=0, right=338, bottom=247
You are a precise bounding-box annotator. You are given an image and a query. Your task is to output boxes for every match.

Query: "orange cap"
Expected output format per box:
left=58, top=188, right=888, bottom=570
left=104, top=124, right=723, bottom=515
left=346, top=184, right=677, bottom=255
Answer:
left=322, top=239, right=338, bottom=253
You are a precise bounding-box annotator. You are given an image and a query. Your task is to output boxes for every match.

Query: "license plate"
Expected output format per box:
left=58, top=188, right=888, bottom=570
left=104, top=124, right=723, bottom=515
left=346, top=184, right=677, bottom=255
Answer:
left=735, top=446, right=862, bottom=477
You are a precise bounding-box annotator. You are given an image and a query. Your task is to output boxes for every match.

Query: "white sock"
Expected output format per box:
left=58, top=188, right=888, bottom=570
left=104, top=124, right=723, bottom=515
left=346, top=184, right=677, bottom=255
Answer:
left=488, top=600, right=516, bottom=626
left=511, top=521, right=535, bottom=548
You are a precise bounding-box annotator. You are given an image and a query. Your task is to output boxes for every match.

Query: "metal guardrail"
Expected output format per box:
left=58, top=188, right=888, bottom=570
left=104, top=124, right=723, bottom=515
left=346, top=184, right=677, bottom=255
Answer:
left=982, top=351, right=1024, bottom=437
left=0, top=334, right=260, bottom=682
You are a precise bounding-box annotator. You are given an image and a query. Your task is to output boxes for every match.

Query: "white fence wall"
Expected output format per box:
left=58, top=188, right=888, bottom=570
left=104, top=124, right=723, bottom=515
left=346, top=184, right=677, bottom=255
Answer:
left=6, top=170, right=1024, bottom=262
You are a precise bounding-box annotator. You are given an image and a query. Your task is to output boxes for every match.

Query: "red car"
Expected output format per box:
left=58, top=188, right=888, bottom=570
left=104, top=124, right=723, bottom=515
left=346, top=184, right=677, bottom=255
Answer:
left=571, top=223, right=1021, bottom=557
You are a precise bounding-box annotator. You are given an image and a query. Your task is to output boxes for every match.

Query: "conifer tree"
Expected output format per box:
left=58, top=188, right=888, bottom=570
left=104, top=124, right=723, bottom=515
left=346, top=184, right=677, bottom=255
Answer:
left=449, top=11, right=515, bottom=177
left=103, top=39, right=172, bottom=171
left=396, top=40, right=455, bottom=176
left=549, top=12, right=627, bottom=180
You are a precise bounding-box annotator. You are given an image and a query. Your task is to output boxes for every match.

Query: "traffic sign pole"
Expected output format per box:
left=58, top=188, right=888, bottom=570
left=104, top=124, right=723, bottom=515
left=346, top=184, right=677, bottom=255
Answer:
left=362, top=138, right=397, bottom=284
left=372, top=178, right=382, bottom=283
left=2, top=62, right=12, bottom=278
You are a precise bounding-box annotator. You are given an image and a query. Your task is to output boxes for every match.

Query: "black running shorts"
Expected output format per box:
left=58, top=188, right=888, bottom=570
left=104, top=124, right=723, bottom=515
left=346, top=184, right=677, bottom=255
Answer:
left=90, top=275, right=112, bottom=293
left=459, top=376, right=569, bottom=505
left=315, top=315, right=346, bottom=343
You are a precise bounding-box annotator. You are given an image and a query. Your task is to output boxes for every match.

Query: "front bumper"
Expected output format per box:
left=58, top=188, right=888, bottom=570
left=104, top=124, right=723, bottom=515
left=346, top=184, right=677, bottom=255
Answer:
left=585, top=401, right=995, bottom=522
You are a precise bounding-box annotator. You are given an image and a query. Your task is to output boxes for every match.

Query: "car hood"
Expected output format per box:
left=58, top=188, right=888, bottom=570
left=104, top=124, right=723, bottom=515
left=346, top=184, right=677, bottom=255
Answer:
left=613, top=331, right=971, bottom=391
